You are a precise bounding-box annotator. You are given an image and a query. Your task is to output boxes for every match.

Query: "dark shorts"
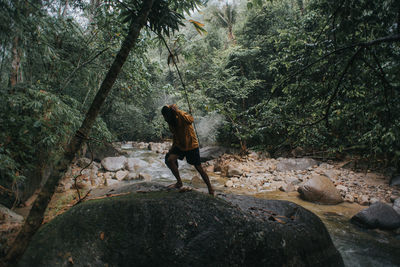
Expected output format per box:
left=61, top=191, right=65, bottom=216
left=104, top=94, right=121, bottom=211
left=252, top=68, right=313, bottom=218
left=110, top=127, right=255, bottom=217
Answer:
left=165, top=147, right=201, bottom=166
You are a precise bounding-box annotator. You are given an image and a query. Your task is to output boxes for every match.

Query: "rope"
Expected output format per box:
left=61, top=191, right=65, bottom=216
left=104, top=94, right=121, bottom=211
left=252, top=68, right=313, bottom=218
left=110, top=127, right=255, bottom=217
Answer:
left=158, top=35, right=201, bottom=147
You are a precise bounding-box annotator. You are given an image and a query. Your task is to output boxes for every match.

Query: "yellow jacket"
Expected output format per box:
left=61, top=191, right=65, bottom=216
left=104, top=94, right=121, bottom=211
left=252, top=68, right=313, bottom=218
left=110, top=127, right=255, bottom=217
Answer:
left=169, top=106, right=199, bottom=151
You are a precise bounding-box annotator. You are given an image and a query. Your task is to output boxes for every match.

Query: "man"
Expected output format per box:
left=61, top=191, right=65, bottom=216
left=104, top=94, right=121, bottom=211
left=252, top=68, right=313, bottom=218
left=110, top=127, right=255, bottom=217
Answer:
left=162, top=104, right=214, bottom=195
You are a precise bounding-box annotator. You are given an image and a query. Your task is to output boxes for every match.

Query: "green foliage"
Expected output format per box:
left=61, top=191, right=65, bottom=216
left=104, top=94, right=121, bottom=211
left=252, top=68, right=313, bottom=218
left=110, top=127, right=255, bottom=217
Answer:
left=0, top=85, right=112, bottom=190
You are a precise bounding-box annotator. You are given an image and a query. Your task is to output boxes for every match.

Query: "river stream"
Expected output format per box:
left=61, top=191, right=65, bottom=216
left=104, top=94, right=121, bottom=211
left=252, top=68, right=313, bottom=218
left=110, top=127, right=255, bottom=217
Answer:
left=126, top=147, right=400, bottom=267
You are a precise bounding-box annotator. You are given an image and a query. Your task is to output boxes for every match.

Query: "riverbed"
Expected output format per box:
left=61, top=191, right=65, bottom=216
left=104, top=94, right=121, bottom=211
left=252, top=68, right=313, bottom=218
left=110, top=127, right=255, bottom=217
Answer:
left=125, top=146, right=400, bottom=267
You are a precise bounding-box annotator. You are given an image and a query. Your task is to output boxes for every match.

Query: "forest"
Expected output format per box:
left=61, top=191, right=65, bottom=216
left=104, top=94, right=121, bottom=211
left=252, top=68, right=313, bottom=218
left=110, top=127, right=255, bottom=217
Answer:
left=1, top=0, right=400, bottom=265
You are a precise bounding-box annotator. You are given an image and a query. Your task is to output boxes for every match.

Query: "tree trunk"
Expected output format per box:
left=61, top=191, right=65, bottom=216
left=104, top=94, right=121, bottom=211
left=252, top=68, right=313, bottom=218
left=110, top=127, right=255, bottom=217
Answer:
left=9, top=36, right=21, bottom=87
left=2, top=1, right=154, bottom=265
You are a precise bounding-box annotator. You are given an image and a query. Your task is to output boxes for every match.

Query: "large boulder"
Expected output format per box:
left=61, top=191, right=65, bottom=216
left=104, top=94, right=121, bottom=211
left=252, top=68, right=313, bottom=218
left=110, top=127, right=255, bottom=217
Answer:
left=85, top=142, right=120, bottom=162
left=101, top=156, right=127, bottom=172
left=19, top=183, right=343, bottom=267
left=350, top=202, right=400, bottom=230
left=277, top=158, right=318, bottom=172
left=297, top=175, right=343, bottom=204
left=200, top=146, right=230, bottom=162
left=125, top=158, right=149, bottom=172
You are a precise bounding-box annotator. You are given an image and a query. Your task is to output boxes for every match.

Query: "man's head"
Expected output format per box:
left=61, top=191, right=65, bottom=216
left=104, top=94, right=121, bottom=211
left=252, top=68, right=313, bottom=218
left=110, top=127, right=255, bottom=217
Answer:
left=161, top=106, right=177, bottom=126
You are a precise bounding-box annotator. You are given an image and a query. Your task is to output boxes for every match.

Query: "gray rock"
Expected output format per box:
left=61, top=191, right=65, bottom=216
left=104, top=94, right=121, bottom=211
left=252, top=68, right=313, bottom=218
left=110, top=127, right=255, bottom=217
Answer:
left=76, top=157, right=92, bottom=168
left=226, top=165, right=242, bottom=177
left=138, top=173, right=152, bottom=182
left=200, top=146, right=230, bottom=162
left=277, top=158, right=318, bottom=172
left=297, top=175, right=343, bottom=204
left=115, top=170, right=129, bottom=181
left=19, top=184, right=344, bottom=267
left=101, top=156, right=127, bottom=172
left=125, top=158, right=148, bottom=172
left=390, top=175, right=400, bottom=187
left=393, top=198, right=400, bottom=215
left=0, top=204, right=23, bottom=223
left=358, top=195, right=370, bottom=206
left=85, top=142, right=120, bottom=162
left=350, top=202, right=400, bottom=230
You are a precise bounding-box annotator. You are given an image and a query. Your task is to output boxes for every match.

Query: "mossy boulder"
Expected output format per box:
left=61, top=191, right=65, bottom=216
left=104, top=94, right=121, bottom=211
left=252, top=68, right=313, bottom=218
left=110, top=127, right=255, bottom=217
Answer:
left=19, top=183, right=343, bottom=266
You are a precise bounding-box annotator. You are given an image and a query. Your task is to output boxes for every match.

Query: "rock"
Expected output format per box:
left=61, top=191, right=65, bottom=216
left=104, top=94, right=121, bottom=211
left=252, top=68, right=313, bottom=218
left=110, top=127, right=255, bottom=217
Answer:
left=370, top=197, right=380, bottom=204
left=350, top=202, right=400, bottom=230
left=279, top=183, right=295, bottom=192
left=226, top=165, right=242, bottom=177
left=125, top=158, right=148, bottom=172
left=103, top=172, right=113, bottom=180
left=199, top=146, right=230, bottom=162
left=19, top=183, right=344, bottom=267
left=101, top=156, right=127, bottom=172
left=115, top=170, right=129, bottom=181
left=358, top=195, right=369, bottom=206
left=285, top=176, right=301, bottom=185
left=297, top=175, right=343, bottom=204
left=0, top=204, right=23, bottom=223
left=225, top=180, right=234, bottom=187
left=204, top=165, right=214, bottom=173
left=390, top=175, right=400, bottom=187
left=336, top=185, right=348, bottom=192
left=76, top=157, right=92, bottom=168
left=393, top=198, right=400, bottom=215
left=105, top=179, right=119, bottom=186
left=122, top=172, right=138, bottom=181
left=138, top=173, right=152, bottom=182
left=85, top=142, right=120, bottom=162
left=344, top=194, right=354, bottom=203
left=323, top=170, right=339, bottom=181
left=276, top=158, right=318, bottom=172
left=191, top=175, right=203, bottom=185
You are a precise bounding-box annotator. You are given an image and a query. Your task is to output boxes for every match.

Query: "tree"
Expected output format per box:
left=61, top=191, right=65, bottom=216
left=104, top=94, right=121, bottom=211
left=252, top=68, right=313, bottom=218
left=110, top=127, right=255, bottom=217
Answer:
left=3, top=0, right=205, bottom=264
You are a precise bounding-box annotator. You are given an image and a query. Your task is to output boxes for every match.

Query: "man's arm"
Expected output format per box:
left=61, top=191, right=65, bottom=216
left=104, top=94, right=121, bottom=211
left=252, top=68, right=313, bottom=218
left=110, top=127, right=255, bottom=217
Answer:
left=170, top=104, right=194, bottom=124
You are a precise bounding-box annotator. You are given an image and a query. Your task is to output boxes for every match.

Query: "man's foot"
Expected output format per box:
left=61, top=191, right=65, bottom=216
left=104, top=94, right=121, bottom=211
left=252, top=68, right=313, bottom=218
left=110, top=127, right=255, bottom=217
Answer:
left=167, top=182, right=183, bottom=189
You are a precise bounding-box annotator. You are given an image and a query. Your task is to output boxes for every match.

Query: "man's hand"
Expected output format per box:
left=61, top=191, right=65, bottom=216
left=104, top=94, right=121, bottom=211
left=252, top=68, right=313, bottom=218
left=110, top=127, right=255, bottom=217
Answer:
left=170, top=104, right=178, bottom=111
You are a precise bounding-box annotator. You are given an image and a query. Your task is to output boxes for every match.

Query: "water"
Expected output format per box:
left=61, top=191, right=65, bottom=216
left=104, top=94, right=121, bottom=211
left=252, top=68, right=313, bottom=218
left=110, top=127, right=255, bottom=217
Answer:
left=125, top=147, right=400, bottom=266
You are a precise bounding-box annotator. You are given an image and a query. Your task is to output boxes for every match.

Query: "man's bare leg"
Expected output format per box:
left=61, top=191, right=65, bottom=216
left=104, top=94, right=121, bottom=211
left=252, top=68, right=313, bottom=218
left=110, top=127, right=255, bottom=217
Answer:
left=195, top=164, right=214, bottom=195
left=166, top=153, right=183, bottom=188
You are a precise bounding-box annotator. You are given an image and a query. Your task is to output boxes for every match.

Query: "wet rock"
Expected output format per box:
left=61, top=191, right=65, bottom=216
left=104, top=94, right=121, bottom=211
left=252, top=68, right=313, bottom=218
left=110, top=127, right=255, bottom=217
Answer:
left=350, top=202, right=400, bottom=230
left=297, top=175, right=343, bottom=205
left=126, top=158, right=149, bottom=172
left=115, top=170, right=129, bottom=181
left=19, top=184, right=344, bottom=267
left=101, top=156, right=127, bottom=172
left=276, top=158, right=318, bottom=172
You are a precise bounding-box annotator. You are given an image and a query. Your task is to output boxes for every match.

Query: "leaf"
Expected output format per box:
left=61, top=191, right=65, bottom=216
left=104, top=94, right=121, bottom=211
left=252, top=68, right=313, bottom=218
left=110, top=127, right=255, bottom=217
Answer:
left=100, top=232, right=105, bottom=240
left=188, top=19, right=207, bottom=35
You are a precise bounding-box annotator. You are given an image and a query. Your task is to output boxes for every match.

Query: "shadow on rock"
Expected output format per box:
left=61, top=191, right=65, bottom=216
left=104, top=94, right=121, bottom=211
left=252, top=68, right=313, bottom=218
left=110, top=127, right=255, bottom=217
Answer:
left=19, top=183, right=343, bottom=267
